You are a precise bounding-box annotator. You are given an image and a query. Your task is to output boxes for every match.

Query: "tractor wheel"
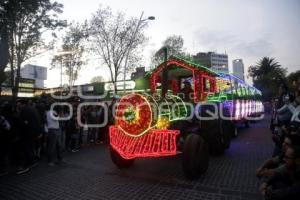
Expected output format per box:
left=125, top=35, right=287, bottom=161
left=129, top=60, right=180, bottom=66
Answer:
left=110, top=147, right=134, bottom=169
left=206, top=119, right=226, bottom=155
left=222, top=120, right=232, bottom=149
left=182, top=134, right=209, bottom=180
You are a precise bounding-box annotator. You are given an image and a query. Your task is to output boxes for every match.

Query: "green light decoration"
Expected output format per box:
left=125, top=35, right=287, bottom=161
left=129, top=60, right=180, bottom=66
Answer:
left=207, top=93, right=228, bottom=102
left=146, top=55, right=219, bottom=77
left=143, top=93, right=188, bottom=122
left=124, top=106, right=137, bottom=123
left=167, top=94, right=188, bottom=121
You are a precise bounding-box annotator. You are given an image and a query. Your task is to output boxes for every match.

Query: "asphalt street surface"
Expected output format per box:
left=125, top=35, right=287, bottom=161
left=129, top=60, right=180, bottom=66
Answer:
left=0, top=117, right=272, bottom=200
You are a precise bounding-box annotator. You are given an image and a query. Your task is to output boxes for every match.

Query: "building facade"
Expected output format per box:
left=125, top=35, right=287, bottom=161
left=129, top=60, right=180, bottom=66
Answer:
left=21, top=64, right=47, bottom=88
left=0, top=78, right=35, bottom=98
left=131, top=67, right=147, bottom=80
left=232, top=59, right=245, bottom=81
left=193, top=52, right=229, bottom=73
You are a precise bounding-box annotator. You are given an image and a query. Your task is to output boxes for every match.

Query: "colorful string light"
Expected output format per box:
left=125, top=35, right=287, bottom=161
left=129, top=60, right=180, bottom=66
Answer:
left=149, top=57, right=217, bottom=103
left=156, top=116, right=170, bottom=129
left=110, top=126, right=179, bottom=159
left=115, top=92, right=188, bottom=137
left=116, top=93, right=153, bottom=137
left=109, top=55, right=263, bottom=161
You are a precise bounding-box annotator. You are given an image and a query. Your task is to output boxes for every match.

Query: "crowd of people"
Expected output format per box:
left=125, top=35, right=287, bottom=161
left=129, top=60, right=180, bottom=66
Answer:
left=1, top=80, right=300, bottom=198
left=0, top=96, right=115, bottom=176
left=256, top=79, right=300, bottom=200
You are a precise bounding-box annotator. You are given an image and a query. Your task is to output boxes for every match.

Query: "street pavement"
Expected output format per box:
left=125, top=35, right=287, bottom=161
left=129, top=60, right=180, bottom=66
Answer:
left=0, top=116, right=273, bottom=200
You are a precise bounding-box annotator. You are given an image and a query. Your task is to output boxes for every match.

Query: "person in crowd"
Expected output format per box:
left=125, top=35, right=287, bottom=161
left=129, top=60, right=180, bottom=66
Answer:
left=46, top=104, right=63, bottom=166
left=0, top=111, right=11, bottom=176
left=270, top=84, right=288, bottom=132
left=277, top=93, right=295, bottom=124
left=104, top=101, right=112, bottom=144
left=15, top=99, right=40, bottom=174
left=96, top=102, right=105, bottom=144
left=260, top=146, right=300, bottom=200
left=58, top=106, right=68, bottom=151
left=66, top=113, right=80, bottom=152
left=289, top=93, right=300, bottom=124
left=87, top=105, right=97, bottom=144
left=78, top=106, right=87, bottom=147
left=276, top=84, right=289, bottom=110
left=1, top=102, right=23, bottom=174
left=35, top=101, right=47, bottom=160
left=272, top=93, right=296, bottom=156
left=102, top=98, right=117, bottom=144
left=291, top=78, right=300, bottom=95
left=257, top=134, right=300, bottom=178
left=179, top=80, right=194, bottom=102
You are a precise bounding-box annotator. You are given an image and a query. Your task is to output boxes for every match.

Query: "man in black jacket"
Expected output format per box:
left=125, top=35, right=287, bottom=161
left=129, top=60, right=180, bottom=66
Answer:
left=16, top=99, right=41, bottom=174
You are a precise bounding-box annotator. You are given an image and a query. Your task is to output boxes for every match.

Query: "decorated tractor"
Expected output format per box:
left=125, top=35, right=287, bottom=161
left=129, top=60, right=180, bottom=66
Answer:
left=109, top=56, right=263, bottom=179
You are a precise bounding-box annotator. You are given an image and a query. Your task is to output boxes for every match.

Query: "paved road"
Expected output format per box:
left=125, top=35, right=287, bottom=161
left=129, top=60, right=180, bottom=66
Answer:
left=0, top=117, right=273, bottom=200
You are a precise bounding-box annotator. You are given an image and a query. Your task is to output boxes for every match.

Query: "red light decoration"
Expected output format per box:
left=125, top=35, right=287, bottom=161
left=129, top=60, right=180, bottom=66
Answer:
left=115, top=93, right=153, bottom=137
left=149, top=57, right=217, bottom=103
left=109, top=126, right=180, bottom=159
left=168, top=80, right=179, bottom=95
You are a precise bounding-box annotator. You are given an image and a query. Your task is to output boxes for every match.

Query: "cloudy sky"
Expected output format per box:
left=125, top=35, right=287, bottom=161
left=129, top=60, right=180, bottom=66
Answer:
left=26, top=0, right=300, bottom=87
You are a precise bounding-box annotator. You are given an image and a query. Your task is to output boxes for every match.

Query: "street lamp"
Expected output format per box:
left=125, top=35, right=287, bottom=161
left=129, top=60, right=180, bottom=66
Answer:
left=122, top=12, right=155, bottom=91
left=56, top=50, right=74, bottom=96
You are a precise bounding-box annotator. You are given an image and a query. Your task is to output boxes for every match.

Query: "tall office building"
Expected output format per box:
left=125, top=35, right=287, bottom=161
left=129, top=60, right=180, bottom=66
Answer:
left=21, top=64, right=47, bottom=88
left=232, top=59, right=245, bottom=80
left=193, top=52, right=229, bottom=73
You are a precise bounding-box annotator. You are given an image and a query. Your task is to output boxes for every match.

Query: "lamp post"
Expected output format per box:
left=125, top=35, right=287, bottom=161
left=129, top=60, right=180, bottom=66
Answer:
left=122, top=12, right=155, bottom=91
left=56, top=50, right=74, bottom=96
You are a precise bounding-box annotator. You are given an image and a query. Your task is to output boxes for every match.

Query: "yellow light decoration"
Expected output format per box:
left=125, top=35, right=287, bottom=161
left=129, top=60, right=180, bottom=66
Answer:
left=156, top=116, right=170, bottom=130
left=216, top=77, right=231, bottom=92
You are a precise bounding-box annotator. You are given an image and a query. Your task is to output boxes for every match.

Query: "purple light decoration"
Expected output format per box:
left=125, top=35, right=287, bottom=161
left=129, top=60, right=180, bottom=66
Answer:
left=223, top=100, right=234, bottom=117
left=235, top=100, right=241, bottom=120
left=223, top=100, right=263, bottom=120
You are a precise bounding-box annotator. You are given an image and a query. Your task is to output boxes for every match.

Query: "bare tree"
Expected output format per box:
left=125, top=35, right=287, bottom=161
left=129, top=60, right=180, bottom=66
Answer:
left=88, top=5, right=148, bottom=91
left=1, top=0, right=66, bottom=101
left=51, top=22, right=87, bottom=87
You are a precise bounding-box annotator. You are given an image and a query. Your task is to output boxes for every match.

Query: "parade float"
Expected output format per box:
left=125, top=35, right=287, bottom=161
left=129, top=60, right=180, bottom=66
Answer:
left=109, top=56, right=263, bottom=179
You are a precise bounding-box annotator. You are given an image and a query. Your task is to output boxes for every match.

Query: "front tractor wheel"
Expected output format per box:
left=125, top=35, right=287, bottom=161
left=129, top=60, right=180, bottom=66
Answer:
left=110, top=147, right=134, bottom=169
left=182, top=134, right=209, bottom=180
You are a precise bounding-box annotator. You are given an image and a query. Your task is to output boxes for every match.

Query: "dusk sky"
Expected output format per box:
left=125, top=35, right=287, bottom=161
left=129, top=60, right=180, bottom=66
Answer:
left=25, top=0, right=300, bottom=88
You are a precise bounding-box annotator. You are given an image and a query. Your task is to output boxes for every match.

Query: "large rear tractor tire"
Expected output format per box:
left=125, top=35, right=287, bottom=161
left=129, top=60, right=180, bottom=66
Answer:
left=222, top=120, right=233, bottom=149
left=182, top=134, right=209, bottom=180
left=110, top=147, right=135, bottom=169
left=204, top=119, right=226, bottom=155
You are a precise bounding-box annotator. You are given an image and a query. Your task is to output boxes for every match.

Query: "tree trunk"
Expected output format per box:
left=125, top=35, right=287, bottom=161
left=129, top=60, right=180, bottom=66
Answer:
left=0, top=29, right=9, bottom=96
left=12, top=32, right=24, bottom=104
left=12, top=59, right=21, bottom=103
left=13, top=39, right=22, bottom=103
left=108, top=66, right=117, bottom=94
left=114, top=73, right=118, bottom=93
